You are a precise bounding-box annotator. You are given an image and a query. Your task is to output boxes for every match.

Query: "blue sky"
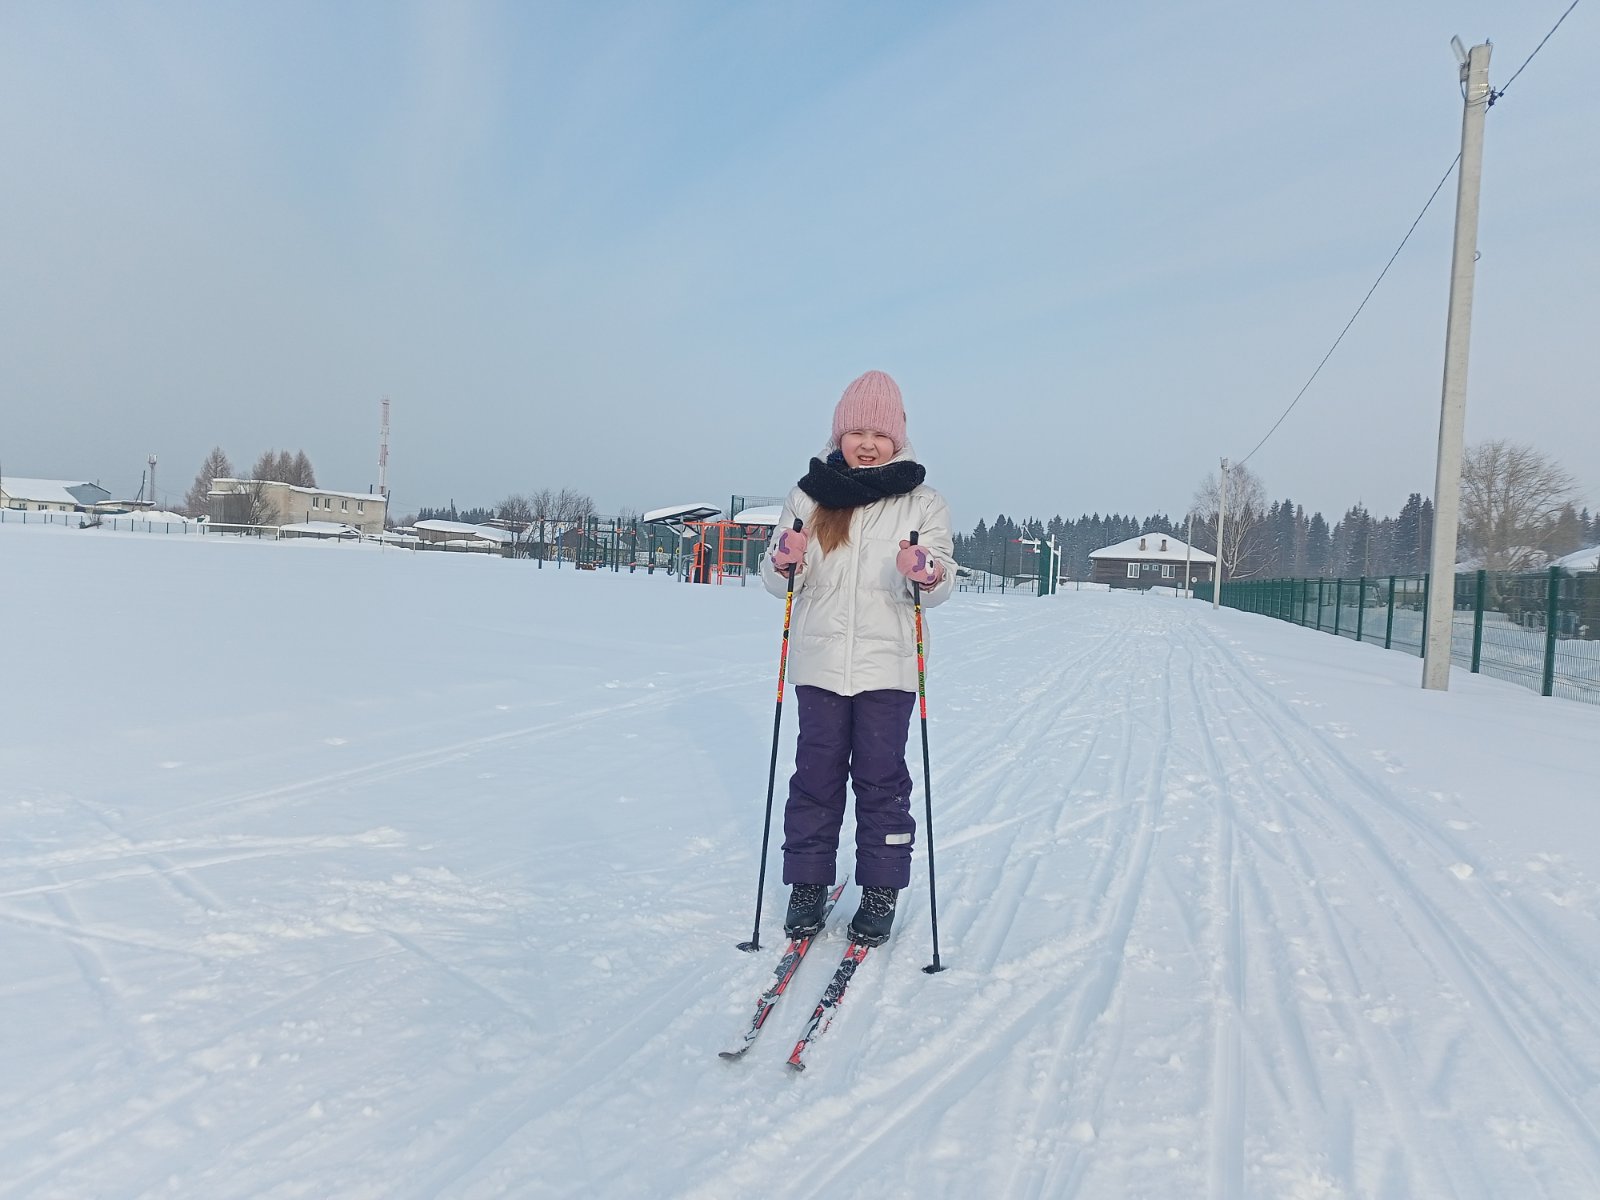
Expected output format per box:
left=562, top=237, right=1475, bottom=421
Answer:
left=2, top=1, right=1595, bottom=526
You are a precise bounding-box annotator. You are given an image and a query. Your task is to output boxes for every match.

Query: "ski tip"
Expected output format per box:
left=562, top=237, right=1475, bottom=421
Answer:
left=718, top=1049, right=749, bottom=1061
left=786, top=1059, right=807, bottom=1072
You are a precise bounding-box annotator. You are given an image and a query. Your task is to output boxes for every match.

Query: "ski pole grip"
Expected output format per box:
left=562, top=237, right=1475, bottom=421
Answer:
left=793, top=518, right=803, bottom=532
left=909, top=530, right=919, bottom=545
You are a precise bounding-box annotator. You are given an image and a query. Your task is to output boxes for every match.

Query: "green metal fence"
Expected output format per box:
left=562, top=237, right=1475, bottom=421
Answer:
left=1196, top=569, right=1600, bottom=706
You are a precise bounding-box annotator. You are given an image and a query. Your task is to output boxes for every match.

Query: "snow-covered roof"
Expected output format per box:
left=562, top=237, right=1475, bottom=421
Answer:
left=1088, top=534, right=1216, bottom=563
left=643, top=503, right=721, bottom=525
left=1, top=477, right=97, bottom=505
left=209, top=478, right=386, bottom=503
left=1558, top=545, right=1600, bottom=572
left=101, top=508, right=192, bottom=523
left=733, top=505, right=782, bottom=527
left=414, top=520, right=514, bottom=542
left=279, top=521, right=362, bottom=537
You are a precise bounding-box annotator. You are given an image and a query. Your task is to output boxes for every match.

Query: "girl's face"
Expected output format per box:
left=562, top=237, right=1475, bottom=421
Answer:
left=840, top=429, right=893, bottom=468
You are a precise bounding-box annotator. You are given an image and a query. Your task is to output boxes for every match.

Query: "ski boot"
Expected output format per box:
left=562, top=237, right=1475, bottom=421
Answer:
left=783, top=883, right=829, bottom=938
left=848, top=886, right=899, bottom=947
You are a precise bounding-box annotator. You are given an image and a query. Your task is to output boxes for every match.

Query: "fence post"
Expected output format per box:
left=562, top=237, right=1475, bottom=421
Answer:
left=1420, top=573, right=1431, bottom=656
left=1356, top=577, right=1367, bottom=643
left=1315, top=579, right=1325, bottom=631
left=1471, top=569, right=1487, bottom=673
left=1385, top=577, right=1396, bottom=649
left=1334, top=578, right=1344, bottom=637
left=1543, top=566, right=1560, bottom=697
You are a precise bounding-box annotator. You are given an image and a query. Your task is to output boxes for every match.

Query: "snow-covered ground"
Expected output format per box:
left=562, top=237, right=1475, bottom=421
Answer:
left=5, top=523, right=1600, bottom=1200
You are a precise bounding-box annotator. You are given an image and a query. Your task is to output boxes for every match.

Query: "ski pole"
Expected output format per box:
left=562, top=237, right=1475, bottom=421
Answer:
left=739, top=518, right=804, bottom=953
left=909, top=532, right=945, bottom=974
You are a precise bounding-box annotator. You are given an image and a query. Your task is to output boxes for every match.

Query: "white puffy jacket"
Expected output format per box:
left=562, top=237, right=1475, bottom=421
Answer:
left=760, top=446, right=956, bottom=697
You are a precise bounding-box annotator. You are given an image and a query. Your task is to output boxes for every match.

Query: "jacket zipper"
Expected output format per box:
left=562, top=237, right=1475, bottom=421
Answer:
left=843, top=509, right=860, bottom=694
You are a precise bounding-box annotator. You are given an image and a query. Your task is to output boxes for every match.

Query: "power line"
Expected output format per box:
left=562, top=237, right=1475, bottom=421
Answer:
left=1491, top=0, right=1583, bottom=105
left=1236, top=154, right=1461, bottom=469
left=1236, top=0, right=1583, bottom=470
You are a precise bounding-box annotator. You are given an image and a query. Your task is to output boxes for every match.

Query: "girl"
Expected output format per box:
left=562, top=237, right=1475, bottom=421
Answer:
left=760, top=370, right=955, bottom=946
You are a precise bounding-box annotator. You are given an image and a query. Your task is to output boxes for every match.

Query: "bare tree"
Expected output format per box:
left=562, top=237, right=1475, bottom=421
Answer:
left=1191, top=462, right=1269, bottom=581
left=498, top=493, right=533, bottom=523
left=548, top=488, right=595, bottom=563
left=528, top=488, right=556, bottom=559
left=498, top=493, right=535, bottom=554
left=183, top=447, right=234, bottom=516
left=211, top=479, right=279, bottom=527
left=239, top=480, right=279, bottom=527
left=1459, top=439, right=1578, bottom=571
left=553, top=487, right=595, bottom=523
left=290, top=450, right=317, bottom=488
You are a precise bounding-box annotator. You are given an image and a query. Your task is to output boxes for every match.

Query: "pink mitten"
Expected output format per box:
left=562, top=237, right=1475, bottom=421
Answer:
left=896, top=539, right=943, bottom=586
left=771, top=527, right=808, bottom=571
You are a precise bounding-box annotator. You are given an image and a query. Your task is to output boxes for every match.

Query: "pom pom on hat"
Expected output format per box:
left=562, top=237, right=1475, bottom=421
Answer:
left=832, top=370, right=907, bottom=453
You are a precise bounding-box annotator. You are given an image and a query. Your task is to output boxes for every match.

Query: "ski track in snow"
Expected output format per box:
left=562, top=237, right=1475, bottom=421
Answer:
left=4, top=531, right=1600, bottom=1200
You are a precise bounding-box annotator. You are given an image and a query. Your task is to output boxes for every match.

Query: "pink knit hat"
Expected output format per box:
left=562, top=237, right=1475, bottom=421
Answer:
left=831, top=370, right=907, bottom=452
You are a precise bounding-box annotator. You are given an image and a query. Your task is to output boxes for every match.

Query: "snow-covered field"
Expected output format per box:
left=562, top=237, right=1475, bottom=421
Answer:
left=5, top=523, right=1600, bottom=1199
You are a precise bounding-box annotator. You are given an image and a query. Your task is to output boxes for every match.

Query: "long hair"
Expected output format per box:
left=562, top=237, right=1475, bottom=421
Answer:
left=810, top=504, right=852, bottom=555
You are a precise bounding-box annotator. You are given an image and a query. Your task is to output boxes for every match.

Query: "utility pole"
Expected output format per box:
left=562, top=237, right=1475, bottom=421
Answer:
left=1213, top=458, right=1228, bottom=610
left=1185, top=511, right=1194, bottom=599
left=1422, top=39, right=1492, bottom=691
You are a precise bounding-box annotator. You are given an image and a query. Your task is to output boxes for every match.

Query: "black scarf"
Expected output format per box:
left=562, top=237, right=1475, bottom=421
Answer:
left=798, top=450, right=926, bottom=510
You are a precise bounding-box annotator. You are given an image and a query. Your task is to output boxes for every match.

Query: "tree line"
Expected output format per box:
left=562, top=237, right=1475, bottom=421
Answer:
left=400, top=489, right=599, bottom=531
left=181, top=447, right=317, bottom=518
left=955, top=440, right=1597, bottom=582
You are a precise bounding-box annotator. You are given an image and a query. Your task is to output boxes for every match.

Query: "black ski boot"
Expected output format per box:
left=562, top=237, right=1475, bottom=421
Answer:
left=849, top=886, right=899, bottom=947
left=784, top=883, right=829, bottom=938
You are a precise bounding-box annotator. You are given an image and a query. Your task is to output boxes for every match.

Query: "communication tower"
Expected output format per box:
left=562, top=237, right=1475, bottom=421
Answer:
left=378, top=396, right=390, bottom=498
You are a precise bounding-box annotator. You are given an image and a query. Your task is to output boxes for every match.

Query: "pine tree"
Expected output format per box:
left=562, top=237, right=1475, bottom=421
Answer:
left=182, top=448, right=234, bottom=516
left=1332, top=504, right=1374, bottom=576
left=1549, top=504, right=1586, bottom=557
left=1394, top=494, right=1427, bottom=575
left=1305, top=513, right=1332, bottom=576
left=250, top=449, right=278, bottom=482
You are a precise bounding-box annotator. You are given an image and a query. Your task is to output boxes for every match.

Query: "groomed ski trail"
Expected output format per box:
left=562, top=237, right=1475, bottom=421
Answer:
left=6, top=531, right=1600, bottom=1200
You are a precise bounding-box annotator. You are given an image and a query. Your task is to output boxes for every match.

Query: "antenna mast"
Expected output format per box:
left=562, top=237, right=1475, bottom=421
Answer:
left=148, top=454, right=157, bottom=509
left=378, top=396, right=390, bottom=498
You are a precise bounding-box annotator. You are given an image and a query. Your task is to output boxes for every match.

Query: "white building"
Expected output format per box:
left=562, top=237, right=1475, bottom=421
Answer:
left=1, top=477, right=112, bottom=512
left=208, top=479, right=388, bottom=535
left=413, top=519, right=515, bottom=548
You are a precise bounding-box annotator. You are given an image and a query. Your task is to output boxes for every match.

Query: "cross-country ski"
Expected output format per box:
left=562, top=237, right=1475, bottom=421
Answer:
left=786, top=941, right=873, bottom=1071
left=720, top=880, right=849, bottom=1060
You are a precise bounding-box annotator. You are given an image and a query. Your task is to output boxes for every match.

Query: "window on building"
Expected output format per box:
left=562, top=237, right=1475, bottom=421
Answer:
left=1162, top=564, right=1174, bottom=578
left=341, top=500, right=349, bottom=512
left=1126, top=563, right=1139, bottom=579
left=357, top=502, right=365, bottom=514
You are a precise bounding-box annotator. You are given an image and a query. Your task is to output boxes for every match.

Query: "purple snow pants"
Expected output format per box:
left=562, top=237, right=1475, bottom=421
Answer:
left=782, top=685, right=917, bottom=889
